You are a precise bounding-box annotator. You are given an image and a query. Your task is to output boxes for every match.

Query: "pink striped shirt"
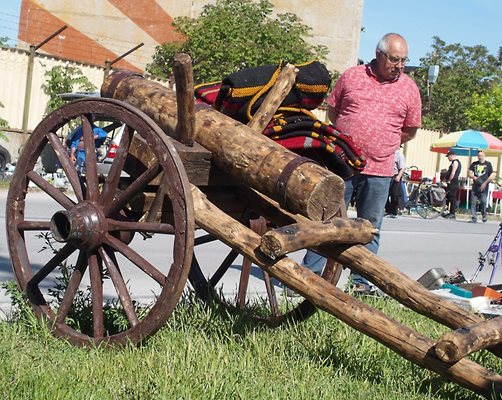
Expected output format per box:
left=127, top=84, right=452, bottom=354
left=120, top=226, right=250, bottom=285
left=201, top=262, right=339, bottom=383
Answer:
left=327, top=62, right=422, bottom=176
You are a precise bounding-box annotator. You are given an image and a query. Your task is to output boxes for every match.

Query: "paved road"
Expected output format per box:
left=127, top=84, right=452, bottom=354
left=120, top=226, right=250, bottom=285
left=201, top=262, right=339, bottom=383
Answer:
left=0, top=189, right=501, bottom=316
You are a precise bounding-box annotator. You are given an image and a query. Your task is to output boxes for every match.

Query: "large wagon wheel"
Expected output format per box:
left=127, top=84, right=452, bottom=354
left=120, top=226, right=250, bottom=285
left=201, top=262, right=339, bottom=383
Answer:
left=188, top=204, right=344, bottom=326
left=6, top=98, right=194, bottom=346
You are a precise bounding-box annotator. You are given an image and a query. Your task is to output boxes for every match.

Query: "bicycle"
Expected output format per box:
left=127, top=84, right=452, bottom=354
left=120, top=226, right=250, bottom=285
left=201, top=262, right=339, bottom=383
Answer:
left=406, top=178, right=447, bottom=219
left=470, top=222, right=502, bottom=284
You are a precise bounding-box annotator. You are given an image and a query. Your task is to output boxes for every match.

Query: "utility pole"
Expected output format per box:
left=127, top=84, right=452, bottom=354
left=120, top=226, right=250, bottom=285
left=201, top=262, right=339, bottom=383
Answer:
left=21, top=25, right=67, bottom=142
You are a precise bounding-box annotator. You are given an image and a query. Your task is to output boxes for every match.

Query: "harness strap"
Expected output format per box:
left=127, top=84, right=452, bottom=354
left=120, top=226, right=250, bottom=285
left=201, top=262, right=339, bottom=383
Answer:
left=274, top=156, right=316, bottom=207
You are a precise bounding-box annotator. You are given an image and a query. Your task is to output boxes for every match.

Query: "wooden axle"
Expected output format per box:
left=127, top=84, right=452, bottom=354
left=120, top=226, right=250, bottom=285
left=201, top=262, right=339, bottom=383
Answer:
left=436, top=316, right=502, bottom=363
left=191, top=185, right=502, bottom=399
left=101, top=71, right=345, bottom=221
left=260, top=218, right=376, bottom=259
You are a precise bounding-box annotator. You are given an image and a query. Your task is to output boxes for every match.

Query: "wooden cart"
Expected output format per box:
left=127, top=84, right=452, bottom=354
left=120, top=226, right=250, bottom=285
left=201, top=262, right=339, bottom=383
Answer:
left=6, top=55, right=502, bottom=399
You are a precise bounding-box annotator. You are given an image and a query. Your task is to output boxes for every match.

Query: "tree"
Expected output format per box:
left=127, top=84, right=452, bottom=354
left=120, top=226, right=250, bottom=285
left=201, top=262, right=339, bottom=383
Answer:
left=146, top=0, right=329, bottom=83
left=42, top=65, right=96, bottom=114
left=40, top=66, right=96, bottom=173
left=465, top=84, right=502, bottom=137
left=413, top=36, right=502, bottom=133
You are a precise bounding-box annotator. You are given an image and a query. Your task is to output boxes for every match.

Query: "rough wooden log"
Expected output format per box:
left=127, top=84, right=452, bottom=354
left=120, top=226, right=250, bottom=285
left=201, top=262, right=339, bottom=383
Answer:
left=436, top=316, right=502, bottom=363
left=191, top=185, right=502, bottom=399
left=101, top=71, right=344, bottom=221
left=260, top=218, right=376, bottom=259
left=234, top=187, right=502, bottom=359
left=173, top=53, right=195, bottom=146
left=247, top=63, right=298, bottom=133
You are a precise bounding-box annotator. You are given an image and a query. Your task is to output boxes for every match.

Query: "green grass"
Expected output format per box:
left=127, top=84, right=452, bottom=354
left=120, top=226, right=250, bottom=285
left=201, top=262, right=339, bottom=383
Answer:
left=1, top=292, right=501, bottom=400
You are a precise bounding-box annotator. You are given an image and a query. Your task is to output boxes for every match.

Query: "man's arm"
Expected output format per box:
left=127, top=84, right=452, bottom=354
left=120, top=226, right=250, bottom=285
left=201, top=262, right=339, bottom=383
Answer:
left=448, top=160, right=459, bottom=183
left=401, top=127, right=418, bottom=144
left=327, top=106, right=337, bottom=125
left=480, top=170, right=496, bottom=192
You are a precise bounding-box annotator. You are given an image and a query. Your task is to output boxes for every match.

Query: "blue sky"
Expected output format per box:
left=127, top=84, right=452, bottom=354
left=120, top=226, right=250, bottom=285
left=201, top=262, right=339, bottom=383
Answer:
left=0, top=0, right=500, bottom=67
left=359, top=0, right=502, bottom=66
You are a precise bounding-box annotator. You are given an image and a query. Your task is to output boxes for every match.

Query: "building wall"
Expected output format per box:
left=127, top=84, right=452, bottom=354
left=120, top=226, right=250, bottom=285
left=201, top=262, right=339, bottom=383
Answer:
left=18, top=0, right=363, bottom=74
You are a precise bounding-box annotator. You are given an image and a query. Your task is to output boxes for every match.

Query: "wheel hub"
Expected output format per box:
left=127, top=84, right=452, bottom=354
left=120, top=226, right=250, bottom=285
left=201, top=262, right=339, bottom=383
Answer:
left=50, top=202, right=107, bottom=250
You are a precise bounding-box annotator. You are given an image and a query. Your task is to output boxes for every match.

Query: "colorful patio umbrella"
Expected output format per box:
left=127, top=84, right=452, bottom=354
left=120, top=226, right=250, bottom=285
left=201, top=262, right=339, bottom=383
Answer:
left=430, top=129, right=502, bottom=210
left=430, top=129, right=502, bottom=156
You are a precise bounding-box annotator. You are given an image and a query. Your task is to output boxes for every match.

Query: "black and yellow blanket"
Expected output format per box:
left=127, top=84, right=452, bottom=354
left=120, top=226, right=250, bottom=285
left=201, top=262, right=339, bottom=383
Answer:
left=194, top=61, right=366, bottom=179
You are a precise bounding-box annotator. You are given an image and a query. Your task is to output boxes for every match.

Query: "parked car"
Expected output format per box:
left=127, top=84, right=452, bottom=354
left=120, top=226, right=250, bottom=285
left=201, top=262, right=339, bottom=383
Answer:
left=0, top=144, right=11, bottom=175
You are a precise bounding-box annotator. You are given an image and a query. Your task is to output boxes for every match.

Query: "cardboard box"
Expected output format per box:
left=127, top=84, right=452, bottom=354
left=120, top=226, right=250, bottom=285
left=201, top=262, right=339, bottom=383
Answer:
left=472, top=285, right=502, bottom=300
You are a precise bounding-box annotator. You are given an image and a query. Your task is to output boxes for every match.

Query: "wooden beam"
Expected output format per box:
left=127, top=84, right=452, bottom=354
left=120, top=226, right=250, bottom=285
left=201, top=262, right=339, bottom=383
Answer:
left=260, top=218, right=376, bottom=259
left=173, top=53, right=195, bottom=146
left=436, top=316, right=502, bottom=362
left=191, top=184, right=502, bottom=399
left=102, top=72, right=345, bottom=221
left=247, top=63, right=298, bottom=133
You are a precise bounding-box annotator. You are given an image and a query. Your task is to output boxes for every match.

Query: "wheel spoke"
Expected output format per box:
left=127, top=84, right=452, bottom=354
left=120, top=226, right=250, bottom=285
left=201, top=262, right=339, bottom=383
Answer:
left=100, top=125, right=134, bottom=206
left=46, top=131, right=84, bottom=201
left=143, top=178, right=166, bottom=223
left=237, top=256, right=251, bottom=308
left=81, top=114, right=100, bottom=202
left=195, top=233, right=217, bottom=245
left=88, top=253, right=104, bottom=339
left=28, top=243, right=77, bottom=288
left=107, top=219, right=175, bottom=234
left=105, top=162, right=161, bottom=217
left=104, top=233, right=166, bottom=285
left=262, top=269, right=280, bottom=319
left=56, top=251, right=88, bottom=323
left=99, top=247, right=139, bottom=327
left=17, top=220, right=51, bottom=231
left=209, top=249, right=240, bottom=287
left=27, top=171, right=75, bottom=209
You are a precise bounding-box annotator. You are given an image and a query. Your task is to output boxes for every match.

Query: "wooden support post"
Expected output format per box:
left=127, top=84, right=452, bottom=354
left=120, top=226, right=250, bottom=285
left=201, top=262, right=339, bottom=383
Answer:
left=260, top=218, right=376, bottom=259
left=173, top=53, right=196, bottom=146
left=247, top=63, right=298, bottom=133
left=191, top=185, right=502, bottom=399
left=436, top=316, right=502, bottom=363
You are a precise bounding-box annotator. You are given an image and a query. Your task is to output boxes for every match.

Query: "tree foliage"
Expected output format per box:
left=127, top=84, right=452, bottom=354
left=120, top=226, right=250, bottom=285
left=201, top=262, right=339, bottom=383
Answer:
left=413, top=36, right=502, bottom=134
left=146, top=0, right=329, bottom=83
left=465, top=84, right=502, bottom=136
left=42, top=66, right=96, bottom=114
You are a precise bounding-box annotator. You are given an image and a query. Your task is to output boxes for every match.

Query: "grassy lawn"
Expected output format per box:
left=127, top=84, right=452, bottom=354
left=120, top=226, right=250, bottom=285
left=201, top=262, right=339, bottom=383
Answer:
left=1, top=292, right=500, bottom=400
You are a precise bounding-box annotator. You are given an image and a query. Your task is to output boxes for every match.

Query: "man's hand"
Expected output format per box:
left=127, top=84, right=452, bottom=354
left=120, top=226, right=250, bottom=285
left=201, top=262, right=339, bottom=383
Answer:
left=401, top=127, right=418, bottom=144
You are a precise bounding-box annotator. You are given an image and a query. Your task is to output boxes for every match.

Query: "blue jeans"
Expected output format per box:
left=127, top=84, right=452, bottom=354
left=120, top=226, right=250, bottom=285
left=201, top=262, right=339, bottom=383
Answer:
left=302, top=174, right=391, bottom=285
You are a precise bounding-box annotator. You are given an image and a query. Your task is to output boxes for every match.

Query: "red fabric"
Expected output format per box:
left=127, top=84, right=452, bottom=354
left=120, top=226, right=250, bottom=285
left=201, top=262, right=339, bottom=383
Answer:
left=327, top=63, right=422, bottom=176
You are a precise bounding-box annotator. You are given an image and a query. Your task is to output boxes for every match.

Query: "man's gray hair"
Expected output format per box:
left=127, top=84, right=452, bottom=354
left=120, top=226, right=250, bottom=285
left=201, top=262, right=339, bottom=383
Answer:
left=376, top=33, right=406, bottom=53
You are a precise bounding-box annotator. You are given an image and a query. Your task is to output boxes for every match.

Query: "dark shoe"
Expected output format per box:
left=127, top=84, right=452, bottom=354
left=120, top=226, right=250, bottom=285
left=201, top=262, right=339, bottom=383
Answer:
left=345, top=283, right=386, bottom=298
left=482, top=217, right=488, bottom=223
left=444, top=213, right=456, bottom=220
left=468, top=219, right=477, bottom=223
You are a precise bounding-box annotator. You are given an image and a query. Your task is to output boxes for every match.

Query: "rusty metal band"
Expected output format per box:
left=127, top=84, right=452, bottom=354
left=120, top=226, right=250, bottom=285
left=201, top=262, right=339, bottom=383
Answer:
left=101, top=71, right=143, bottom=99
left=273, top=156, right=316, bottom=207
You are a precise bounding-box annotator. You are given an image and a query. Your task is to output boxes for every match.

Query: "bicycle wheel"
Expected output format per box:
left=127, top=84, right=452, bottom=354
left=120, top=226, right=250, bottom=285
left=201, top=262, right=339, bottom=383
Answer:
left=416, top=204, right=441, bottom=219
left=415, top=190, right=442, bottom=219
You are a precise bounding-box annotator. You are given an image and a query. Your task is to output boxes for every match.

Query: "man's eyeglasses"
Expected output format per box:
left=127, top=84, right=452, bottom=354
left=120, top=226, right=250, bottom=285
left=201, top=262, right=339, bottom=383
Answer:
left=381, top=52, right=409, bottom=65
